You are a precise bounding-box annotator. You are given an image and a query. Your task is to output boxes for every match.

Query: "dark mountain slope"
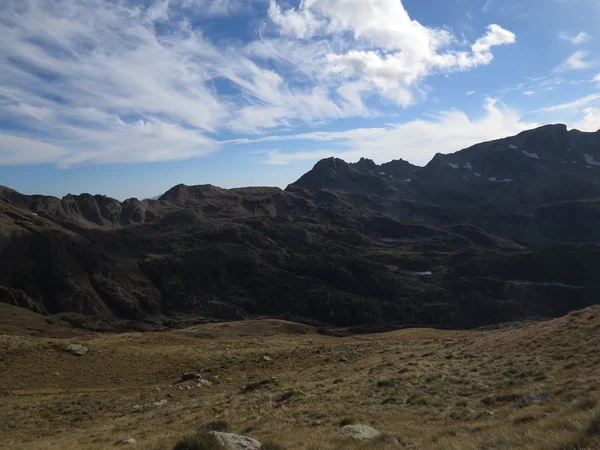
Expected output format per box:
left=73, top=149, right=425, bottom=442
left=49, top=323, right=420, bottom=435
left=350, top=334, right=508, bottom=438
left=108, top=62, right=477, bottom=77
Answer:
left=1, top=124, right=600, bottom=332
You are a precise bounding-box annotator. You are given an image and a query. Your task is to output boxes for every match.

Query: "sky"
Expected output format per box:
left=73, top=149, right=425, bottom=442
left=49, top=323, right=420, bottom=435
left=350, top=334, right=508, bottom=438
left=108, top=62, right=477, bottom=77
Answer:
left=0, top=0, right=599, bottom=200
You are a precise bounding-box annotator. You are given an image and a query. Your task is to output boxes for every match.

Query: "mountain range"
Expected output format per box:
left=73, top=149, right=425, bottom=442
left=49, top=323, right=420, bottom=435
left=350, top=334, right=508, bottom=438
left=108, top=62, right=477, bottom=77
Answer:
left=1, top=123, right=600, bottom=332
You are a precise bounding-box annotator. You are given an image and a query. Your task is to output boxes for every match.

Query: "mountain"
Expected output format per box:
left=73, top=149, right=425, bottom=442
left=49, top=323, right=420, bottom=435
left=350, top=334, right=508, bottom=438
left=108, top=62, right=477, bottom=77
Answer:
left=1, top=124, right=600, bottom=332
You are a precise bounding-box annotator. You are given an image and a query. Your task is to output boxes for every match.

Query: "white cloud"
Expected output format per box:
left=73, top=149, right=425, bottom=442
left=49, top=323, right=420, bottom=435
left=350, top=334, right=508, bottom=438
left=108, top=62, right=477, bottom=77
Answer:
left=0, top=134, right=67, bottom=165
left=524, top=90, right=534, bottom=96
left=267, top=0, right=324, bottom=39
left=571, top=108, right=600, bottom=132
left=594, top=73, right=600, bottom=83
left=466, top=90, right=476, bottom=96
left=535, top=94, right=600, bottom=113
left=559, top=31, right=591, bottom=45
left=555, top=50, right=593, bottom=72
left=269, top=0, right=515, bottom=105
left=472, top=24, right=516, bottom=54
left=0, top=0, right=519, bottom=167
left=238, top=99, right=536, bottom=166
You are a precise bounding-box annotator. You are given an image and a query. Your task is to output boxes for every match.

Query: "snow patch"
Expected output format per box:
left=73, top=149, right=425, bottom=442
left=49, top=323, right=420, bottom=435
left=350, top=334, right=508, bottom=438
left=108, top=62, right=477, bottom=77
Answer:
left=583, top=154, right=600, bottom=166
left=464, top=162, right=472, bottom=170
left=378, top=172, right=386, bottom=176
left=572, top=160, right=578, bottom=165
left=449, top=163, right=459, bottom=169
left=489, top=177, right=512, bottom=183
left=405, top=179, right=411, bottom=183
left=403, top=271, right=433, bottom=276
left=509, top=144, right=518, bottom=149
left=474, top=173, right=482, bottom=177
left=522, top=151, right=539, bottom=160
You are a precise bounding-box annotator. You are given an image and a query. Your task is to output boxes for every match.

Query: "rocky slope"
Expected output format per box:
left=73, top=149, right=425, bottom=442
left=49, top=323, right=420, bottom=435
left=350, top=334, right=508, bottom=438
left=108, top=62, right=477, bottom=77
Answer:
left=1, top=124, right=599, bottom=331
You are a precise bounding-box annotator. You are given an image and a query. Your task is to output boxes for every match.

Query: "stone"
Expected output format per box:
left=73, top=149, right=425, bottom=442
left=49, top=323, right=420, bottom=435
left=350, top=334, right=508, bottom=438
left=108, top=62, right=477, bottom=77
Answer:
left=209, top=431, right=261, bottom=450
left=522, top=393, right=549, bottom=405
left=340, top=424, right=382, bottom=441
left=181, top=373, right=202, bottom=381
left=152, top=399, right=168, bottom=407
left=477, top=410, right=494, bottom=419
left=197, top=379, right=212, bottom=388
left=262, top=355, right=272, bottom=361
left=66, top=344, right=89, bottom=356
left=121, top=439, right=136, bottom=445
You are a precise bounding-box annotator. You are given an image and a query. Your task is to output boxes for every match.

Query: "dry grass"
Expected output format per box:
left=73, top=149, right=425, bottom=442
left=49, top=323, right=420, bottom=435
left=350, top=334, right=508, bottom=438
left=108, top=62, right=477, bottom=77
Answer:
left=1, top=304, right=600, bottom=450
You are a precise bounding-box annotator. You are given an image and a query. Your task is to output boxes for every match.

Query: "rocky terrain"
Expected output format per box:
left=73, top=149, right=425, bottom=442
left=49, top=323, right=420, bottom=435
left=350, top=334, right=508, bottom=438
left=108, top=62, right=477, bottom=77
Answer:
left=1, top=124, right=600, bottom=332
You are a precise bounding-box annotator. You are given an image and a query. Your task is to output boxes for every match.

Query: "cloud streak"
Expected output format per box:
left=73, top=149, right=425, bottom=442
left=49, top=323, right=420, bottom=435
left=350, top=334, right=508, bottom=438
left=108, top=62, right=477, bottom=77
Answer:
left=0, top=0, right=517, bottom=168
left=233, top=99, right=537, bottom=166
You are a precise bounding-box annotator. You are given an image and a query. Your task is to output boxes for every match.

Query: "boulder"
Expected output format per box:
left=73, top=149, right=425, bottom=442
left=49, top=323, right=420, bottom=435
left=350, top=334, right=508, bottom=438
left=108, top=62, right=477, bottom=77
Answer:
left=197, top=379, right=212, bottom=388
left=66, top=344, right=89, bottom=356
left=340, top=424, right=382, bottom=441
left=120, top=438, right=136, bottom=445
left=209, top=432, right=261, bottom=450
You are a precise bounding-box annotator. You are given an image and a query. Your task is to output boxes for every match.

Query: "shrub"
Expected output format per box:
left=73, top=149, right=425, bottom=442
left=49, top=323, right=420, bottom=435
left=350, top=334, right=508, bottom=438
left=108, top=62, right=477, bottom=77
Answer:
left=261, top=443, right=285, bottom=450
left=199, top=421, right=229, bottom=432
left=338, top=418, right=355, bottom=427
left=173, top=432, right=223, bottom=450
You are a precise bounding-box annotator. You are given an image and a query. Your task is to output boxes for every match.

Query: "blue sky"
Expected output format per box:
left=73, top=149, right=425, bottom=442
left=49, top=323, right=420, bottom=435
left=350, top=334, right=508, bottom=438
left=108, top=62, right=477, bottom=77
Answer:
left=1, top=0, right=599, bottom=200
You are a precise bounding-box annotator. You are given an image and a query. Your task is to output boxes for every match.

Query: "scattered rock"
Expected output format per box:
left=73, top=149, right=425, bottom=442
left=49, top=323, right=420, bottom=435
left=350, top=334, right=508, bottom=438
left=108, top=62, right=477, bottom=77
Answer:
left=181, top=373, right=202, bottom=381
left=340, top=424, right=382, bottom=441
left=197, top=379, right=212, bottom=388
left=120, top=438, right=136, bottom=445
left=152, top=399, right=168, bottom=407
left=477, top=410, right=494, bottom=419
left=340, top=356, right=349, bottom=363
left=66, top=344, right=89, bottom=356
left=522, top=393, right=549, bottom=405
left=209, top=431, right=261, bottom=450
left=262, top=355, right=272, bottom=362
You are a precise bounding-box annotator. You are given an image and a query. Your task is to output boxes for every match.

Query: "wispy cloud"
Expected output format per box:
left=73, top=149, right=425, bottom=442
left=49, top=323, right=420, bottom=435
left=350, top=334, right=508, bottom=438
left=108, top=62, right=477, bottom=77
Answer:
left=466, top=90, right=476, bottom=96
left=234, top=99, right=536, bottom=166
left=535, top=94, right=600, bottom=113
left=524, top=90, right=535, bottom=96
left=559, top=31, right=591, bottom=45
left=482, top=0, right=494, bottom=13
left=554, top=50, right=593, bottom=72
left=0, top=0, right=518, bottom=168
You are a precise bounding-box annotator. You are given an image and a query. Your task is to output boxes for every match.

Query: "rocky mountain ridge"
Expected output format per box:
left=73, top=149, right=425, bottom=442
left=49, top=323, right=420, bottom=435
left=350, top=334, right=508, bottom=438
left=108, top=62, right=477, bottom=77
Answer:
left=1, top=124, right=599, bottom=332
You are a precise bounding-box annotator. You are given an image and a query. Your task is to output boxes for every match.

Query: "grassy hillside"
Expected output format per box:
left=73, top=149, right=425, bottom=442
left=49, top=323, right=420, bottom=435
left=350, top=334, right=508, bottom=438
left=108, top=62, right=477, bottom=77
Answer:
left=0, top=304, right=599, bottom=449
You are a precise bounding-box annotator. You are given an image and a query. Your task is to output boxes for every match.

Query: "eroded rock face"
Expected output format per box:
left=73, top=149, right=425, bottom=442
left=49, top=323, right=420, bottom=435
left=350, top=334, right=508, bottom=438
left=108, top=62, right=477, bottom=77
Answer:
left=209, top=431, right=260, bottom=450
left=340, top=424, right=382, bottom=441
